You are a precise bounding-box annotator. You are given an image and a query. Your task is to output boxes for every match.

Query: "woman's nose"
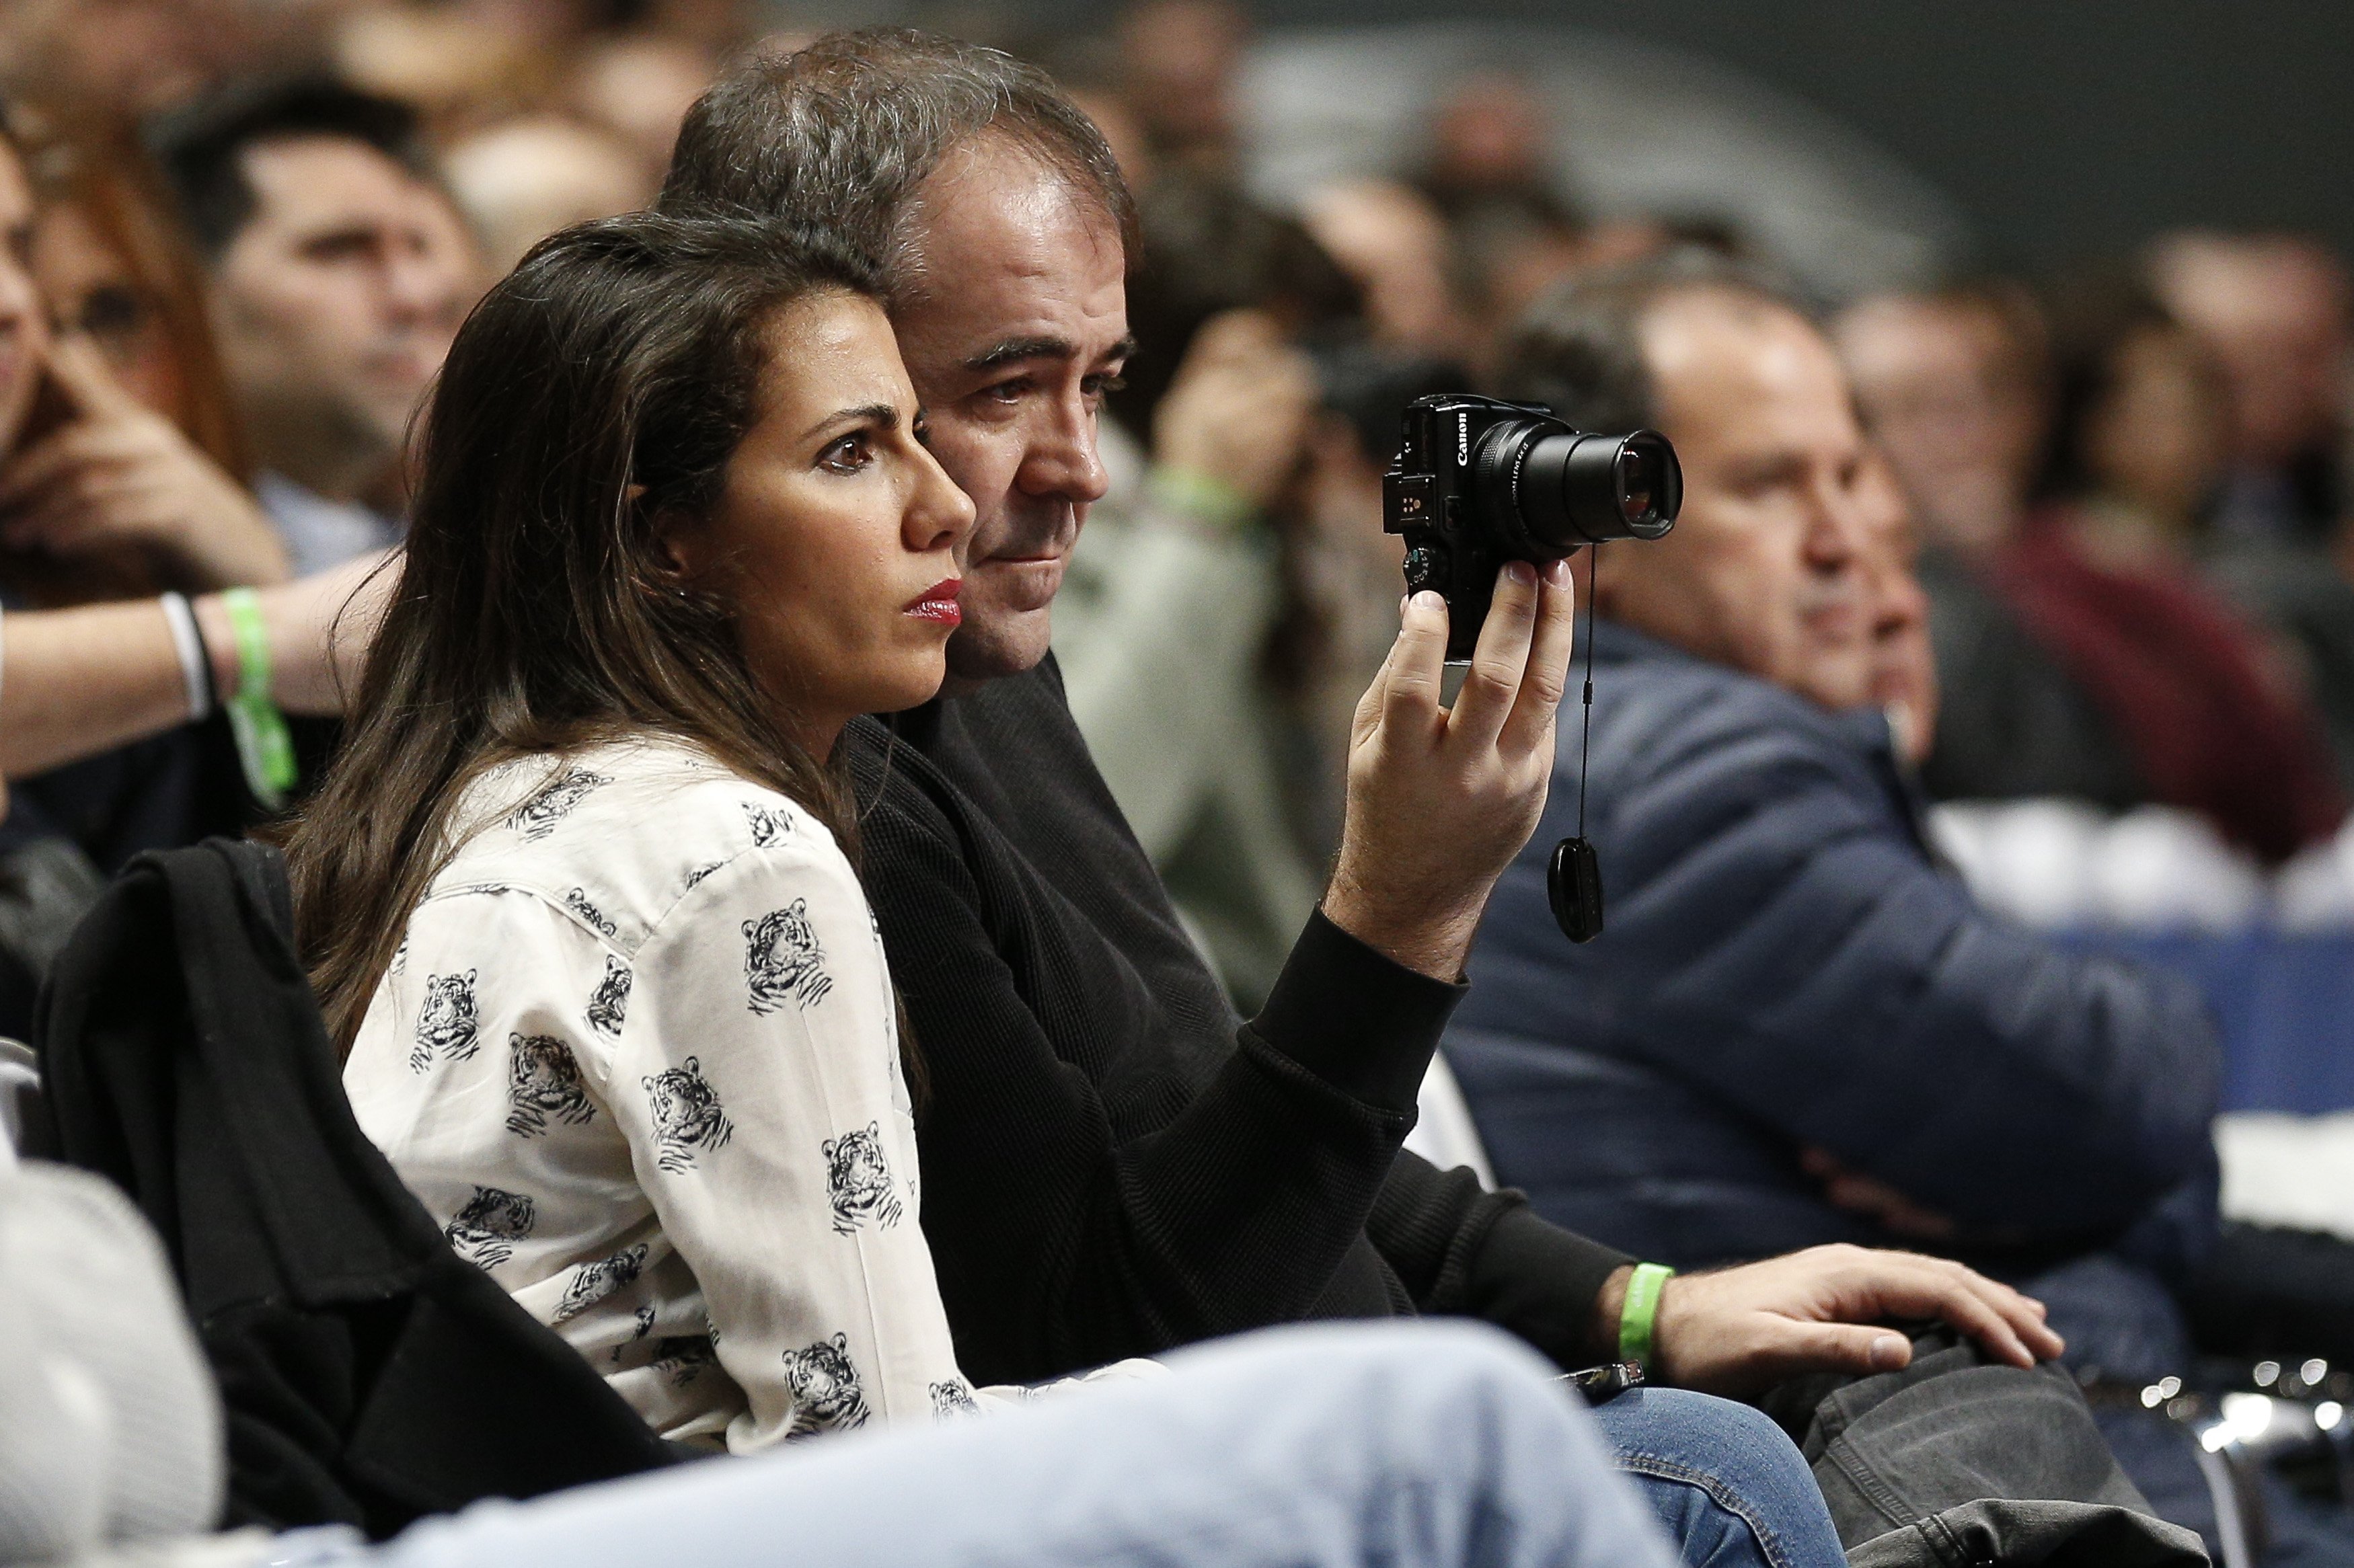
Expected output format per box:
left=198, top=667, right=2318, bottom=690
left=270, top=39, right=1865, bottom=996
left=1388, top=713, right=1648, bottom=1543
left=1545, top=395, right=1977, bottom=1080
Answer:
left=907, top=448, right=978, bottom=553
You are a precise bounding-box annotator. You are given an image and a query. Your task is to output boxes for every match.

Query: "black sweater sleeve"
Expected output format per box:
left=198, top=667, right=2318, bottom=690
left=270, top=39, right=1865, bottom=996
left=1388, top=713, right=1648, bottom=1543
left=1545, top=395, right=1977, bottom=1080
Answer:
left=864, top=763, right=1465, bottom=1385
left=1371, top=1150, right=1634, bottom=1370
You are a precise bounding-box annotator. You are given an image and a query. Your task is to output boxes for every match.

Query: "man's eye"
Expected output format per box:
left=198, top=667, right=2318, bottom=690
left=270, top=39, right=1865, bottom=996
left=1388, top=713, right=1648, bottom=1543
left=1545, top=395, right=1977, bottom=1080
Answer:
left=912, top=414, right=933, bottom=447
left=820, top=433, right=873, bottom=473
left=980, top=377, right=1029, bottom=405
left=1084, top=373, right=1128, bottom=399
left=303, top=233, right=376, bottom=264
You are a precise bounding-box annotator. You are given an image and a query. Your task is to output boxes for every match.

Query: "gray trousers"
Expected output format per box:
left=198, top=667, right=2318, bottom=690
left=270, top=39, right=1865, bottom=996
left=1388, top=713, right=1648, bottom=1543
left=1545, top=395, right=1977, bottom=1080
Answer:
left=1759, top=1330, right=2213, bottom=1567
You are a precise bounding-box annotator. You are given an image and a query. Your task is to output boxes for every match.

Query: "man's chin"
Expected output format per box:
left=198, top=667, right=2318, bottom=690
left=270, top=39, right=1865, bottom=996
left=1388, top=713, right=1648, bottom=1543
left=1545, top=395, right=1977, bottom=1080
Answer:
left=944, top=604, right=1055, bottom=689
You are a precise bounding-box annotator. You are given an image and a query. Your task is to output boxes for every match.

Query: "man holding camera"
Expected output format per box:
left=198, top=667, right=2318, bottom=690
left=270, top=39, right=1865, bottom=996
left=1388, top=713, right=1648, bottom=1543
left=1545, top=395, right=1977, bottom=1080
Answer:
left=656, top=32, right=2203, bottom=1567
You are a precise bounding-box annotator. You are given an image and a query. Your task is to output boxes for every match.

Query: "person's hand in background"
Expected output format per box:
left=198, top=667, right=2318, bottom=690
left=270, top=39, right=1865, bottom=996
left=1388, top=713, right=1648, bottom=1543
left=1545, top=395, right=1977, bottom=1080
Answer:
left=1151, top=309, right=1320, bottom=518
left=0, top=332, right=290, bottom=589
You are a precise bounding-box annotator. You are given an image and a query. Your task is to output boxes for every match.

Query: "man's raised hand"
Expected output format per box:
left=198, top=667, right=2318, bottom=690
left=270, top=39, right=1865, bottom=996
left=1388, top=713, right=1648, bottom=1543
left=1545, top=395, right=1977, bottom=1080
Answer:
left=1323, top=558, right=1577, bottom=979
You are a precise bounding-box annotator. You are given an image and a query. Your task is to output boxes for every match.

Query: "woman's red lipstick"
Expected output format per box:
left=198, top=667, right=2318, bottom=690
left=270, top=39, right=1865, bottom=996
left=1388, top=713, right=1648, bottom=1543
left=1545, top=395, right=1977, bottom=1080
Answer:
left=906, top=578, right=962, bottom=626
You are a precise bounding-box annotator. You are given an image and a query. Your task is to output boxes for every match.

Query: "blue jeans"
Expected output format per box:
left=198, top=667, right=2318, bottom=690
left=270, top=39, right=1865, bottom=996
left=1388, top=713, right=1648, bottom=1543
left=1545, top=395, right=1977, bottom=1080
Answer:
left=1593, top=1388, right=1849, bottom=1568
left=278, top=1321, right=1679, bottom=1568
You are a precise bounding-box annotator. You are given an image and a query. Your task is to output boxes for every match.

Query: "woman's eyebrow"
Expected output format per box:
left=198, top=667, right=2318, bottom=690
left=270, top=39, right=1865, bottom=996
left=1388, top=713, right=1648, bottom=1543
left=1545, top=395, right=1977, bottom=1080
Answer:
left=802, top=402, right=900, bottom=441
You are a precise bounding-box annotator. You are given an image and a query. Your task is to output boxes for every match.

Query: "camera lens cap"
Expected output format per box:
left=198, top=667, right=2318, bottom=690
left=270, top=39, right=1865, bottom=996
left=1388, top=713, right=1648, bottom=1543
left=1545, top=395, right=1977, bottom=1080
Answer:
left=1549, top=836, right=1604, bottom=943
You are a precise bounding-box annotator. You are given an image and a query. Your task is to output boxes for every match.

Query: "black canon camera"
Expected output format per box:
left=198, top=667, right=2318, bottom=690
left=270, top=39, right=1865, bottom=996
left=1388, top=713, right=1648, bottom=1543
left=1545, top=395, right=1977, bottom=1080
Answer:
left=1382, top=394, right=1681, bottom=945
left=1382, top=395, right=1681, bottom=661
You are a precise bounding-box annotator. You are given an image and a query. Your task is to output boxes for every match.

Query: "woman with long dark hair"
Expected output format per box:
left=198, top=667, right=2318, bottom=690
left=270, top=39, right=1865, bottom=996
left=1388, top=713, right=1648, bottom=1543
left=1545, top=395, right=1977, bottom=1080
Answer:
left=286, top=210, right=982, bottom=1448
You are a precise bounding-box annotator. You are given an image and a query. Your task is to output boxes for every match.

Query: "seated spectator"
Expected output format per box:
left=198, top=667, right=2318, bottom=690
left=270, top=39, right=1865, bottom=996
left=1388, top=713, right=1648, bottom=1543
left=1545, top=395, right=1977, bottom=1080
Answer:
left=0, top=102, right=371, bottom=1026
left=1449, top=249, right=2339, bottom=1560
left=1841, top=278, right=2345, bottom=858
left=564, top=32, right=720, bottom=187
left=2150, top=231, right=2348, bottom=547
left=1835, top=283, right=2149, bottom=808
left=2148, top=235, right=2354, bottom=795
left=16, top=115, right=286, bottom=591
left=1300, top=178, right=1475, bottom=361
left=1115, top=0, right=1248, bottom=174
left=1058, top=172, right=1360, bottom=1006
left=1408, top=73, right=1599, bottom=349
left=2013, top=276, right=2341, bottom=861
left=292, top=214, right=1010, bottom=1443
left=1855, top=448, right=1938, bottom=767
left=149, top=77, right=479, bottom=575
left=443, top=116, right=652, bottom=276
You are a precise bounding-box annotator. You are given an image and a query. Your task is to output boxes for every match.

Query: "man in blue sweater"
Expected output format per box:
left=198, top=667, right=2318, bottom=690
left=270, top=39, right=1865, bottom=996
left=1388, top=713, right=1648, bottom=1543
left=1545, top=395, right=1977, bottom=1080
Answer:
left=1456, top=253, right=2222, bottom=1298
left=1447, top=251, right=2352, bottom=1558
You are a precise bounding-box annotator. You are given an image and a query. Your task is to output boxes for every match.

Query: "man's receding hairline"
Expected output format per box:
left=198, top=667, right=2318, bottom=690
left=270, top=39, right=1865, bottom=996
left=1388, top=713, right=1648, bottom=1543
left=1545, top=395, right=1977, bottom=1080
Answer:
left=897, top=128, right=1127, bottom=270
left=1636, top=280, right=1823, bottom=382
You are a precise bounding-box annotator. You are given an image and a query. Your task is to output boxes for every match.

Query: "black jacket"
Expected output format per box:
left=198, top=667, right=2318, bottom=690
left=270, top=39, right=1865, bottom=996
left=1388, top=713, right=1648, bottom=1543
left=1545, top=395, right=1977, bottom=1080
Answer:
left=845, top=657, right=1629, bottom=1386
left=30, top=839, right=675, bottom=1538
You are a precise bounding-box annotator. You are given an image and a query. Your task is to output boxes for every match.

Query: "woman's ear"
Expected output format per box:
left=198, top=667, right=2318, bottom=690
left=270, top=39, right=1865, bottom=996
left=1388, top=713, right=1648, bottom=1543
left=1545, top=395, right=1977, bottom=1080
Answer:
left=642, top=485, right=704, bottom=587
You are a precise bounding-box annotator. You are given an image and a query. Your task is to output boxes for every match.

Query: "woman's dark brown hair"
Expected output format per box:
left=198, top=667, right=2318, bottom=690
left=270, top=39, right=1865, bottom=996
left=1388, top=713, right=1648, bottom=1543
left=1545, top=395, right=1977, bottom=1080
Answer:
left=286, top=211, right=886, bottom=1056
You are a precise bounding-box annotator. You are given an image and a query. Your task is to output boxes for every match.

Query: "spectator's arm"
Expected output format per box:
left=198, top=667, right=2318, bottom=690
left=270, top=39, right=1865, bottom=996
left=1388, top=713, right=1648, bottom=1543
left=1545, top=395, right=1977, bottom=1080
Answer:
left=0, top=551, right=391, bottom=779
left=0, top=596, right=189, bottom=779
left=862, top=765, right=1457, bottom=1383
left=1055, top=310, right=1313, bottom=859
left=1055, top=506, right=1278, bottom=857
left=1370, top=1152, right=1632, bottom=1369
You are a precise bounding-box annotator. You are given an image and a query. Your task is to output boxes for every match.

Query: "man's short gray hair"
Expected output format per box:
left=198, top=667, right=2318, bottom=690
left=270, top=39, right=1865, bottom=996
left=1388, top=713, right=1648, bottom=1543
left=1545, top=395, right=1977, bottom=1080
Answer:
left=1494, top=248, right=1802, bottom=432
left=658, top=28, right=1137, bottom=295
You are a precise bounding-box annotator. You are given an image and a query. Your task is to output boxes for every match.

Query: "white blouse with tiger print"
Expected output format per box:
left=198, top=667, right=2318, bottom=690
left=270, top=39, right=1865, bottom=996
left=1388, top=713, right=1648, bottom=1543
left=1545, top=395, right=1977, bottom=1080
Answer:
left=344, top=734, right=987, bottom=1452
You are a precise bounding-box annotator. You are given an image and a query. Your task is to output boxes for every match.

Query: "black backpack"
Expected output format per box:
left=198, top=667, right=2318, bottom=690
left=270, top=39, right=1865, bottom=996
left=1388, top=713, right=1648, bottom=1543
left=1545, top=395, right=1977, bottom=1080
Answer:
left=29, top=838, right=678, bottom=1538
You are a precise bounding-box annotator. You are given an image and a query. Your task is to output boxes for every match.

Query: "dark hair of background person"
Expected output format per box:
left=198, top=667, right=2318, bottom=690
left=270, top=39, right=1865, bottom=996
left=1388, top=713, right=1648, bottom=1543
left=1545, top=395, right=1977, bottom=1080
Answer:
left=1492, top=245, right=1800, bottom=432
left=1938, top=276, right=2053, bottom=411
left=1111, top=169, right=1360, bottom=440
left=143, top=75, right=436, bottom=262
left=2033, top=268, right=2211, bottom=504
left=658, top=26, right=1139, bottom=288
left=284, top=212, right=884, bottom=1059
left=19, top=113, right=252, bottom=476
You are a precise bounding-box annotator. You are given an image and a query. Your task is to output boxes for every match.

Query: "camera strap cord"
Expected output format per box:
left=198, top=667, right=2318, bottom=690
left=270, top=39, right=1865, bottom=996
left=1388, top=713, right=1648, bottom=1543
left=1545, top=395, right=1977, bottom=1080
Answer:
left=1577, top=543, right=1598, bottom=840
left=1548, top=544, right=1606, bottom=943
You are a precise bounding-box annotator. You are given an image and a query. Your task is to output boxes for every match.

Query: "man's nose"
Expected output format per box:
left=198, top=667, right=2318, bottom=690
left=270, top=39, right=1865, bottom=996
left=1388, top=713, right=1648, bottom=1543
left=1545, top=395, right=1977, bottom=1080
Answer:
left=382, top=238, right=461, bottom=322
left=1809, top=485, right=1870, bottom=571
left=1016, top=393, right=1110, bottom=506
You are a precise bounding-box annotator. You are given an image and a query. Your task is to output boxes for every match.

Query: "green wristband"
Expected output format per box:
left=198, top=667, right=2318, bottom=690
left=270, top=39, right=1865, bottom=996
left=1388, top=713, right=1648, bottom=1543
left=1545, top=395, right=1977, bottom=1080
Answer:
left=221, top=587, right=297, bottom=810
left=1618, top=1262, right=1675, bottom=1369
left=1147, top=465, right=1256, bottom=533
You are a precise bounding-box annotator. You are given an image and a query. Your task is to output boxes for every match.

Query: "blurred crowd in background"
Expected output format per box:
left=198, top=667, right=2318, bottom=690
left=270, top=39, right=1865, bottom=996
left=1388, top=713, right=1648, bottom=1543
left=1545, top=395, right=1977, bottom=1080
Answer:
left=7, top=0, right=2354, bottom=1068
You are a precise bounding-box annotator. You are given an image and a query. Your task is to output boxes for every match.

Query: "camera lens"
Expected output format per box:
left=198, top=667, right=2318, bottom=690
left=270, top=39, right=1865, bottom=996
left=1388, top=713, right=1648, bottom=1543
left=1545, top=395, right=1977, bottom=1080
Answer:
left=1477, top=419, right=1681, bottom=554
left=1618, top=444, right=1661, bottom=525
